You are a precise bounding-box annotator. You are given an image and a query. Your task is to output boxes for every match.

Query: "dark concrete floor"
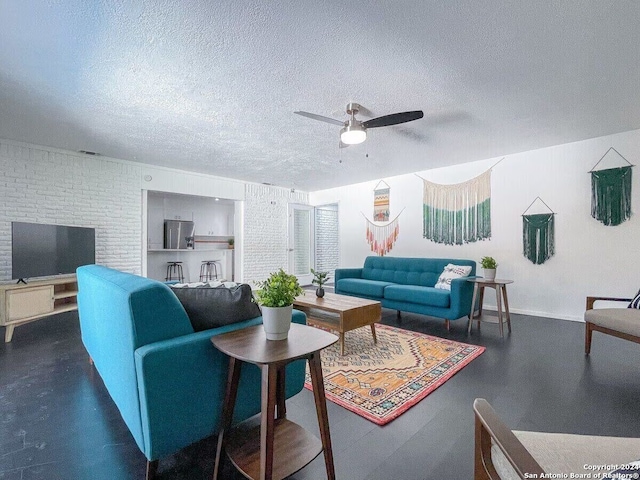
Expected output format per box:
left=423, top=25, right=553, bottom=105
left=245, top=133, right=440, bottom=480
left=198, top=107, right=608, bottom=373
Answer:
left=2, top=308, right=640, bottom=480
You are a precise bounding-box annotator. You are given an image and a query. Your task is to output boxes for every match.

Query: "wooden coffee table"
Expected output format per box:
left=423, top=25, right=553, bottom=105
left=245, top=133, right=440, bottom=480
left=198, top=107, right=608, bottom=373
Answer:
left=293, top=292, right=381, bottom=355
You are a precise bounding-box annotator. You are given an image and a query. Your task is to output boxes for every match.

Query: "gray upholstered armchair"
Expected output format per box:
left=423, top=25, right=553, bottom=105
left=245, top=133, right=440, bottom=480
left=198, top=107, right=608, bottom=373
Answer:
left=473, top=398, right=640, bottom=479
left=584, top=296, right=640, bottom=354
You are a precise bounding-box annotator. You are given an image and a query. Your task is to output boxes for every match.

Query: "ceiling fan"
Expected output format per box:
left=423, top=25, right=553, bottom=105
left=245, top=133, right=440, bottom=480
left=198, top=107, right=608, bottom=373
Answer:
left=294, top=103, right=424, bottom=147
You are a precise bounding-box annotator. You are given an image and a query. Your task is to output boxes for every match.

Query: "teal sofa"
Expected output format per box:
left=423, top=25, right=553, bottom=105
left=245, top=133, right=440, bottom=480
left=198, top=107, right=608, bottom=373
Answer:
left=335, top=256, right=476, bottom=329
left=76, top=265, right=306, bottom=479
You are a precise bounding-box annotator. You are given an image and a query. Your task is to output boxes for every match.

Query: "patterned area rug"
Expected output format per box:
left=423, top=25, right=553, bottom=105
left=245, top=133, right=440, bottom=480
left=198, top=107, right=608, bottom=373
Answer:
left=304, top=324, right=485, bottom=425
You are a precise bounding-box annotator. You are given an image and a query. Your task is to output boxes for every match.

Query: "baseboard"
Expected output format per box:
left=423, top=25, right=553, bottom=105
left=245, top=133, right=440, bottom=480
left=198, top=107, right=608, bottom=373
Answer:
left=324, top=289, right=584, bottom=323
left=481, top=305, right=583, bottom=323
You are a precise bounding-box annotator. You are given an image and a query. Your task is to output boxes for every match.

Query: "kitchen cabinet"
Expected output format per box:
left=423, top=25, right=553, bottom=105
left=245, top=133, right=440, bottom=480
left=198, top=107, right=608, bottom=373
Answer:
left=147, top=192, right=235, bottom=240
left=147, top=202, right=165, bottom=249
left=162, top=195, right=196, bottom=223
left=192, top=202, right=234, bottom=236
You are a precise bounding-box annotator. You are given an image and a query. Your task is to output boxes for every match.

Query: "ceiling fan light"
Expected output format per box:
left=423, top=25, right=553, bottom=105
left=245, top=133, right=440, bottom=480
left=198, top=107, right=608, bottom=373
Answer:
left=340, top=125, right=367, bottom=145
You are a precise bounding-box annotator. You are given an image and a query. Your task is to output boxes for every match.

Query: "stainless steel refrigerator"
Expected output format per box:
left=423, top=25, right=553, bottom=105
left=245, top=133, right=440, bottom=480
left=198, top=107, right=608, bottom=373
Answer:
left=164, top=220, right=195, bottom=249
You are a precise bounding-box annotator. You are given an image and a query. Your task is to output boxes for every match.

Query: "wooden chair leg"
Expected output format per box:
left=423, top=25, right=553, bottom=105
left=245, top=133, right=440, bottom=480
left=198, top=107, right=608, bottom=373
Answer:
left=146, top=459, right=159, bottom=480
left=585, top=322, right=593, bottom=355
left=397, top=310, right=402, bottom=321
left=445, top=319, right=450, bottom=331
left=474, top=411, right=493, bottom=480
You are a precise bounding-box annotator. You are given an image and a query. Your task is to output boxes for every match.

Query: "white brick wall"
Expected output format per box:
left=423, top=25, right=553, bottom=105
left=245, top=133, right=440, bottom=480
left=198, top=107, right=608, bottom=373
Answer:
left=0, top=140, right=313, bottom=285
left=0, top=141, right=142, bottom=280
left=243, top=184, right=308, bottom=284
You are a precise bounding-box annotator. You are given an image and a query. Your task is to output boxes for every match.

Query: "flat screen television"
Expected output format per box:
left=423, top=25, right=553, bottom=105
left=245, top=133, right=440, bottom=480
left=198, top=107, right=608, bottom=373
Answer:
left=11, top=222, right=96, bottom=281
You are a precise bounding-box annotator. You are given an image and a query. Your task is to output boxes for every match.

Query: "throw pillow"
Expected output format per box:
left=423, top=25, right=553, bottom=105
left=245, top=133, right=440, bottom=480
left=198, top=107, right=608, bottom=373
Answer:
left=434, top=264, right=473, bottom=291
left=170, top=283, right=261, bottom=331
left=628, top=289, right=640, bottom=309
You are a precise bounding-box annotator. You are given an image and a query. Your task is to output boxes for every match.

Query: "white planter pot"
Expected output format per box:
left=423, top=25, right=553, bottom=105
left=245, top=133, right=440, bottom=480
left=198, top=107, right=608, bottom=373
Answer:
left=261, top=305, right=293, bottom=340
left=483, top=268, right=496, bottom=281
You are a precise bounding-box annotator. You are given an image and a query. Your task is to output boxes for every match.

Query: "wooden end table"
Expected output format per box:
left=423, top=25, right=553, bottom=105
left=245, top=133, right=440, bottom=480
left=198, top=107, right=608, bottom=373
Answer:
left=466, top=278, right=514, bottom=337
left=211, top=323, right=338, bottom=480
left=293, top=292, right=381, bottom=355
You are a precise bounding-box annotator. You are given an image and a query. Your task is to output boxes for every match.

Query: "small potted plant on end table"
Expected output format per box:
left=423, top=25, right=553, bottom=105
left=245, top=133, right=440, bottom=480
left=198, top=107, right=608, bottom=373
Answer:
left=310, top=268, right=330, bottom=298
left=480, top=256, right=498, bottom=281
left=254, top=268, right=304, bottom=340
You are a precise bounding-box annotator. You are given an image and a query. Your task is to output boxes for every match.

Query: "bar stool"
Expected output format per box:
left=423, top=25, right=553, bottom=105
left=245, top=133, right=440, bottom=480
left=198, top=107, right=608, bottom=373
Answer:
left=199, top=260, right=221, bottom=281
left=166, top=261, right=184, bottom=282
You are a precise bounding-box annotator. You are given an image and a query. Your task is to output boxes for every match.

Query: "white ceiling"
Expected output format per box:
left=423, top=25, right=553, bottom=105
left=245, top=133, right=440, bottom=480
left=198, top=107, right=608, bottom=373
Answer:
left=1, top=1, right=640, bottom=191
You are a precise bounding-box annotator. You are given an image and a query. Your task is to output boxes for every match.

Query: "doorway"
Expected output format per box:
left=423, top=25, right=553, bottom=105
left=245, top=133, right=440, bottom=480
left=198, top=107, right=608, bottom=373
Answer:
left=314, top=204, right=339, bottom=284
left=288, top=203, right=339, bottom=286
left=288, top=204, right=314, bottom=285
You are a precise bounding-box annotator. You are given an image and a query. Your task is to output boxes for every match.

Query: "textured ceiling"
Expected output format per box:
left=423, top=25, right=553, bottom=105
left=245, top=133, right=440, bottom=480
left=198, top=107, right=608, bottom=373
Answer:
left=1, top=1, right=640, bottom=191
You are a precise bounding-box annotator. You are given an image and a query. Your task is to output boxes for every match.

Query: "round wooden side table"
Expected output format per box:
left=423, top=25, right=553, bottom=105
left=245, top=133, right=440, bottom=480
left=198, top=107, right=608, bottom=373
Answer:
left=211, top=323, right=338, bottom=480
left=466, top=278, right=514, bottom=337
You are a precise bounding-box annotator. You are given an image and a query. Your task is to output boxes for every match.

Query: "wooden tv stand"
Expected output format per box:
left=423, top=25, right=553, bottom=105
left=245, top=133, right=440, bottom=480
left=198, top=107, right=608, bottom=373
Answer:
left=0, top=275, right=78, bottom=342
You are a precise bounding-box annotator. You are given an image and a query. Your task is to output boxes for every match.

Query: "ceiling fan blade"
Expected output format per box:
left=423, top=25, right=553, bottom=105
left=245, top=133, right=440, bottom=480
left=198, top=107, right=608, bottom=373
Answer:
left=362, top=111, right=424, bottom=129
left=294, top=111, right=344, bottom=126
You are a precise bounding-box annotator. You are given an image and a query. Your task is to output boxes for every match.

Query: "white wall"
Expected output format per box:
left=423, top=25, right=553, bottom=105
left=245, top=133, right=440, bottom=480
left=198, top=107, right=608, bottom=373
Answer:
left=310, top=128, right=640, bottom=321
left=0, top=141, right=142, bottom=278
left=139, top=165, right=245, bottom=200
left=5, top=127, right=637, bottom=319
left=243, top=184, right=309, bottom=284
left=0, top=139, right=308, bottom=285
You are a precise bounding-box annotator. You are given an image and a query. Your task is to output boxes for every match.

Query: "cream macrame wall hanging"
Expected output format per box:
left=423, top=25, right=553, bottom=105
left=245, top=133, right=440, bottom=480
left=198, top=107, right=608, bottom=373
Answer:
left=420, top=167, right=494, bottom=245
left=522, top=197, right=555, bottom=265
left=364, top=210, right=403, bottom=256
left=373, top=180, right=390, bottom=221
left=590, top=147, right=633, bottom=226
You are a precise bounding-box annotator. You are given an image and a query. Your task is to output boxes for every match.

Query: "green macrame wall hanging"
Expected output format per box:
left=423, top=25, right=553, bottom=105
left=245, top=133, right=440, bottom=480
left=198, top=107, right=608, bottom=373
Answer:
left=590, top=147, right=634, bottom=226
left=421, top=169, right=492, bottom=245
left=522, top=197, right=555, bottom=265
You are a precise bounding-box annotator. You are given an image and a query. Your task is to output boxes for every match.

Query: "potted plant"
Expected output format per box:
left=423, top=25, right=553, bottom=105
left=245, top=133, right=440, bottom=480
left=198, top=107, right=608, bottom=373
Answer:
left=254, top=268, right=303, bottom=340
left=310, top=268, right=330, bottom=298
left=480, top=256, right=498, bottom=281
left=228, top=238, right=234, bottom=249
